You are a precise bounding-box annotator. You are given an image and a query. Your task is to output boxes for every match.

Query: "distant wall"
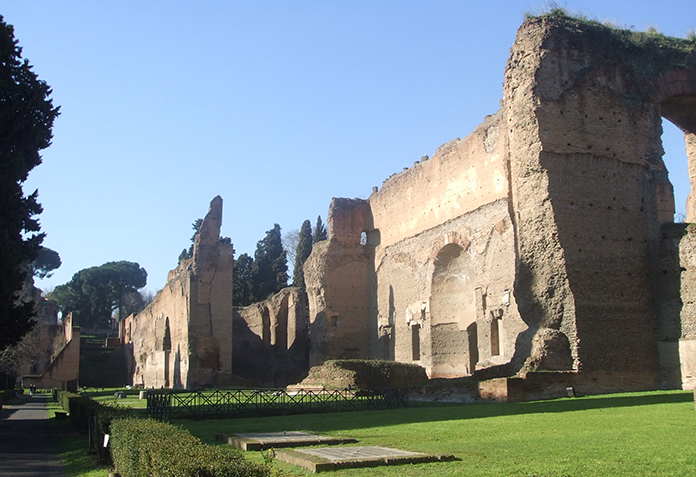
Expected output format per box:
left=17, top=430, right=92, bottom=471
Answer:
left=123, top=197, right=234, bottom=389
left=370, top=112, right=509, bottom=250
left=233, top=287, right=308, bottom=387
left=23, top=312, right=80, bottom=390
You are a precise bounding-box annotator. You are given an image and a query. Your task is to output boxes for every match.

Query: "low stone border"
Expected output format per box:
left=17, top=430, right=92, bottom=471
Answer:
left=216, top=431, right=357, bottom=451
left=275, top=445, right=456, bottom=472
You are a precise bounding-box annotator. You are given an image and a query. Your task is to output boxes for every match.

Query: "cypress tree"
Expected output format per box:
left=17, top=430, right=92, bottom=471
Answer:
left=313, top=215, right=328, bottom=243
left=0, top=16, right=60, bottom=348
left=251, top=224, right=288, bottom=301
left=293, top=220, right=313, bottom=289
left=233, top=253, right=254, bottom=307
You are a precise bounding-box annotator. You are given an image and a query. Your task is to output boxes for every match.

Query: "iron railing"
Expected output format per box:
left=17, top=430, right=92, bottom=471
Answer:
left=146, top=387, right=408, bottom=420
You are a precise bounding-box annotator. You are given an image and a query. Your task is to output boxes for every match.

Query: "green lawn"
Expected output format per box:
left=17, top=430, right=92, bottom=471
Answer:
left=81, top=387, right=148, bottom=409
left=180, top=391, right=696, bottom=476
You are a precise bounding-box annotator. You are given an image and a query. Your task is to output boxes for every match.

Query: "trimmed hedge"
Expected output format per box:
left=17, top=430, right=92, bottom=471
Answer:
left=0, top=389, right=17, bottom=402
left=54, top=390, right=132, bottom=433
left=53, top=389, right=132, bottom=458
left=110, top=418, right=270, bottom=477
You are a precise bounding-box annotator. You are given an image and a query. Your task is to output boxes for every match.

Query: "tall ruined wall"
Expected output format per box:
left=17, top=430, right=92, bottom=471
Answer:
left=677, top=225, right=696, bottom=389
left=370, top=112, right=509, bottom=250
left=373, top=199, right=527, bottom=378
left=233, top=287, right=308, bottom=386
left=306, top=14, right=696, bottom=393
left=687, top=133, right=696, bottom=221
left=304, top=199, right=373, bottom=366
left=123, top=267, right=193, bottom=388
left=23, top=313, right=80, bottom=390
left=124, top=197, right=234, bottom=389
left=304, top=113, right=529, bottom=377
left=368, top=113, right=526, bottom=378
left=505, top=15, right=696, bottom=389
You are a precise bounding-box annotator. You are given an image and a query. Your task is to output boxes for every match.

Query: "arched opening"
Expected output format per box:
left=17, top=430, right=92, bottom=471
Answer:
left=662, top=118, right=690, bottom=222
left=658, top=71, right=696, bottom=222
left=656, top=72, right=696, bottom=389
left=429, top=243, right=478, bottom=377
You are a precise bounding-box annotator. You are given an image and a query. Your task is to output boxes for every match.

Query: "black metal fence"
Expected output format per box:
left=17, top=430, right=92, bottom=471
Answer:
left=146, top=387, right=409, bottom=420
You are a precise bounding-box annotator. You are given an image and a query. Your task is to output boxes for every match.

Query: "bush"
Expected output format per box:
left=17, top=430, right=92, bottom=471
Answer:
left=299, top=359, right=428, bottom=389
left=0, top=389, right=16, bottom=402
left=110, top=418, right=270, bottom=477
left=53, top=389, right=132, bottom=457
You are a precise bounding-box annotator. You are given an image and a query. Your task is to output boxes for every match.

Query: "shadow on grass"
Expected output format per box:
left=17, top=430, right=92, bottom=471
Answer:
left=181, top=391, right=694, bottom=436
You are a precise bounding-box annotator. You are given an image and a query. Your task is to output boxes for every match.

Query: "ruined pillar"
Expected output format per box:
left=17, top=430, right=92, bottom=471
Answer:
left=304, top=198, right=374, bottom=366
left=686, top=132, right=696, bottom=222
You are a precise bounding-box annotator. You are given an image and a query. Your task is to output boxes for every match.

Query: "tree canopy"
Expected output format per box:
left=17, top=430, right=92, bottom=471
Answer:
left=31, top=247, right=62, bottom=279
left=51, top=261, right=147, bottom=330
left=0, top=16, right=60, bottom=350
left=292, top=219, right=313, bottom=289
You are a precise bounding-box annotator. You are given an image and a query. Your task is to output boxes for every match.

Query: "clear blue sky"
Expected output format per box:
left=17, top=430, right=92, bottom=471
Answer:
left=3, top=1, right=694, bottom=294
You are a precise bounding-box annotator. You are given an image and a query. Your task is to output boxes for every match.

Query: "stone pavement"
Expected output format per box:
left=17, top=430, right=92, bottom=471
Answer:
left=275, top=445, right=456, bottom=472
left=218, top=431, right=357, bottom=450
left=0, top=393, right=65, bottom=476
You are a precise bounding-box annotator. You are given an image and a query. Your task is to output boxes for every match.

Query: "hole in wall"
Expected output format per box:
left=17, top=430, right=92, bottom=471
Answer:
left=662, top=118, right=689, bottom=222
left=360, top=231, right=367, bottom=245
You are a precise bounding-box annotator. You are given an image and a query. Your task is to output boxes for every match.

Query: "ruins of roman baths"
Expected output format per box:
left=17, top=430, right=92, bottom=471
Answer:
left=120, top=13, right=696, bottom=399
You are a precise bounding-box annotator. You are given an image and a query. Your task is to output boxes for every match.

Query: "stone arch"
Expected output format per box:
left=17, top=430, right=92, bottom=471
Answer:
left=428, top=242, right=479, bottom=377
left=430, top=243, right=476, bottom=327
left=655, top=69, right=696, bottom=221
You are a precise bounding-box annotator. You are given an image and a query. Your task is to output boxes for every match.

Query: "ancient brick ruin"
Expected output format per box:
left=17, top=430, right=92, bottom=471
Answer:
left=123, top=196, right=235, bottom=388
left=123, top=14, right=696, bottom=397
left=305, top=14, right=696, bottom=395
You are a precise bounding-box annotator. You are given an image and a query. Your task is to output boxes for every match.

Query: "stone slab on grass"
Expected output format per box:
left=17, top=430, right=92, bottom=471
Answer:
left=275, top=445, right=456, bottom=472
left=216, top=431, right=357, bottom=451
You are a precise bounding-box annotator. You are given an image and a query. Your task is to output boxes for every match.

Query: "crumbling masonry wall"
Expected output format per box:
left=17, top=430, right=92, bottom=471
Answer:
left=305, top=15, right=696, bottom=392
left=232, top=287, right=308, bottom=387
left=123, top=196, right=234, bottom=388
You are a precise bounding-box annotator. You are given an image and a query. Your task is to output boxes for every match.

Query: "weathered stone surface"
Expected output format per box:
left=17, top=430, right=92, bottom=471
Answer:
left=218, top=432, right=357, bottom=451
left=292, top=359, right=427, bottom=389
left=22, top=312, right=80, bottom=390
left=528, top=328, right=573, bottom=371
left=276, top=446, right=455, bottom=473
left=686, top=133, right=696, bottom=222
left=233, top=287, right=308, bottom=387
left=122, top=197, right=234, bottom=389
left=120, top=16, right=696, bottom=397
left=304, top=15, right=696, bottom=394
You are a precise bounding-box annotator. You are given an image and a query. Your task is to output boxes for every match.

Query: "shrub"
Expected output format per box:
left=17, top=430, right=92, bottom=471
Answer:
left=299, top=359, right=428, bottom=389
left=53, top=389, right=132, bottom=457
left=110, top=418, right=270, bottom=477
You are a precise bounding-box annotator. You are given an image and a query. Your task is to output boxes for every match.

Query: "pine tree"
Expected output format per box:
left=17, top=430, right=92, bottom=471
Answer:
left=251, top=224, right=288, bottom=301
left=293, top=220, right=313, bottom=289
left=313, top=215, right=328, bottom=243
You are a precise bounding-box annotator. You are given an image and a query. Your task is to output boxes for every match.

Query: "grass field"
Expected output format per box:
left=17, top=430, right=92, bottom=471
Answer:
left=179, top=390, right=696, bottom=476
left=81, top=388, right=148, bottom=409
